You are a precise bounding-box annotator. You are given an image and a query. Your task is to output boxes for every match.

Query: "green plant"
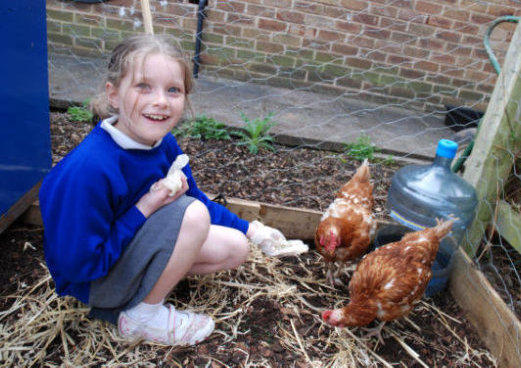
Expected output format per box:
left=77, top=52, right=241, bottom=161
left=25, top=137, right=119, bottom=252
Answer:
left=371, top=154, right=397, bottom=167
left=232, top=112, right=277, bottom=154
left=174, top=115, right=231, bottom=140
left=343, top=134, right=378, bottom=161
left=67, top=99, right=93, bottom=123
left=381, top=155, right=395, bottom=166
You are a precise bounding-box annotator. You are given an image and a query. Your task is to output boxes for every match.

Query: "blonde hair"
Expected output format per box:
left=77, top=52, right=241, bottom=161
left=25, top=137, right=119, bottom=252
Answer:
left=90, top=34, right=193, bottom=119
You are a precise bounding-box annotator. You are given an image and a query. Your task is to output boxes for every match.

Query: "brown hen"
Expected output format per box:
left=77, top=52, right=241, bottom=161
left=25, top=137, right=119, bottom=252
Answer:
left=315, top=159, right=376, bottom=284
left=322, top=219, right=454, bottom=340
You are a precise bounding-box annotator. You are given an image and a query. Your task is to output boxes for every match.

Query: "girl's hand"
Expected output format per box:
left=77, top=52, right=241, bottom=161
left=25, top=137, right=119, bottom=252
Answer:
left=247, top=220, right=286, bottom=246
left=136, top=176, right=188, bottom=218
left=247, top=220, right=309, bottom=257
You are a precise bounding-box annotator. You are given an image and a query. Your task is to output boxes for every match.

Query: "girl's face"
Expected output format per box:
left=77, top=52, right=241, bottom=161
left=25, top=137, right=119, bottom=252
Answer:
left=107, top=53, right=186, bottom=146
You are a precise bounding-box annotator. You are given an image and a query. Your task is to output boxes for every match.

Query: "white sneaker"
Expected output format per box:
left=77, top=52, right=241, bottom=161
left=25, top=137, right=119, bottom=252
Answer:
left=118, top=304, right=214, bottom=346
left=261, top=239, right=309, bottom=258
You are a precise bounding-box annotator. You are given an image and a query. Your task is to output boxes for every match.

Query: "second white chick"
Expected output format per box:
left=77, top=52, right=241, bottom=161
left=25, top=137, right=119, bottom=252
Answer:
left=162, top=154, right=189, bottom=196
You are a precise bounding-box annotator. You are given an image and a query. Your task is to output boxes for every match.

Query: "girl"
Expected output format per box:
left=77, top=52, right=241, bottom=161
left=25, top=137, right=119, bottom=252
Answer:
left=39, top=34, right=306, bottom=347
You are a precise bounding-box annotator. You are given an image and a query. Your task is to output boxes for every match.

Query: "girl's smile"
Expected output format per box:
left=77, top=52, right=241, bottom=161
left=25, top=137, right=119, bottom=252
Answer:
left=106, top=53, right=186, bottom=146
left=143, top=113, right=170, bottom=122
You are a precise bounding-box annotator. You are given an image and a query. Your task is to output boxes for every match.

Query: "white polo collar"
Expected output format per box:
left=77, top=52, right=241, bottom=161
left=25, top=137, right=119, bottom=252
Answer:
left=100, top=116, right=163, bottom=150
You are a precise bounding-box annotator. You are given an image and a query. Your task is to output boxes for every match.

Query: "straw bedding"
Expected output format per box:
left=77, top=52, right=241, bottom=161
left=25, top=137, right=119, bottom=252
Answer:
left=0, top=224, right=495, bottom=367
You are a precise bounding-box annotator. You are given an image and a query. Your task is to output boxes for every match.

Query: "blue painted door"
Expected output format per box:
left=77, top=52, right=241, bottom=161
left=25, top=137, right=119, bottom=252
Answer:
left=0, top=1, right=51, bottom=215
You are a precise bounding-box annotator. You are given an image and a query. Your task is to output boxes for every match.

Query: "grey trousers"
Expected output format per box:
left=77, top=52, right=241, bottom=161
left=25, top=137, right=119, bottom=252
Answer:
left=88, top=195, right=195, bottom=325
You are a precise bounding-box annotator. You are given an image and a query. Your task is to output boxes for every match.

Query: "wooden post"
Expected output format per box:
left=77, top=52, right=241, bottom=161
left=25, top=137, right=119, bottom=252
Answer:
left=141, top=0, right=154, bottom=34
left=461, top=22, right=521, bottom=257
left=451, top=21, right=521, bottom=368
left=496, top=200, right=521, bottom=254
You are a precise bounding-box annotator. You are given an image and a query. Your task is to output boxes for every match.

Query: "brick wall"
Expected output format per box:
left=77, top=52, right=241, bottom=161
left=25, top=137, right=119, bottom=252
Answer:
left=46, top=0, right=520, bottom=112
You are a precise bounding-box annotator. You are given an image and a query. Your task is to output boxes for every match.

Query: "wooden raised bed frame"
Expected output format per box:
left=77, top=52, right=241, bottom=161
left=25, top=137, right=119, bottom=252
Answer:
left=22, top=196, right=521, bottom=368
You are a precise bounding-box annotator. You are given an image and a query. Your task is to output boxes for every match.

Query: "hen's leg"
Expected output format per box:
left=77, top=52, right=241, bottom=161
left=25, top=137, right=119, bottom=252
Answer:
left=326, top=263, right=335, bottom=286
left=362, top=321, right=386, bottom=344
left=326, top=263, right=344, bottom=287
left=332, top=265, right=344, bottom=286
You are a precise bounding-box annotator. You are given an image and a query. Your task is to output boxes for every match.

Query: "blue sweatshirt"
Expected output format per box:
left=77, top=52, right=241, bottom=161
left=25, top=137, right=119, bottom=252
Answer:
left=39, top=123, right=249, bottom=304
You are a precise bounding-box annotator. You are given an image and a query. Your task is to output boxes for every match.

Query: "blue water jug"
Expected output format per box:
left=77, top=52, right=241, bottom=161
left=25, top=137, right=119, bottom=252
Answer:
left=384, top=139, right=478, bottom=296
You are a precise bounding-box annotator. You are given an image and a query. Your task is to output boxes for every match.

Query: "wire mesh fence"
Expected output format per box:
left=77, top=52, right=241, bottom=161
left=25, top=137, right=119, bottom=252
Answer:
left=7, top=0, right=521, bottom=365
left=47, top=0, right=519, bottom=158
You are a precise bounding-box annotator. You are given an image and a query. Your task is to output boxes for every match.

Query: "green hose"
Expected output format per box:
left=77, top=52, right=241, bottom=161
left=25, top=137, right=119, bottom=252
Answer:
left=452, top=134, right=475, bottom=173
left=451, top=16, right=519, bottom=173
left=483, top=16, right=520, bottom=76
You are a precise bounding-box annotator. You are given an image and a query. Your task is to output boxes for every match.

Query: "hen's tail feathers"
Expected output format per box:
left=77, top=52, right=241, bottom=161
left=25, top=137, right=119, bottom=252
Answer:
left=352, top=159, right=371, bottom=183
left=433, top=218, right=455, bottom=240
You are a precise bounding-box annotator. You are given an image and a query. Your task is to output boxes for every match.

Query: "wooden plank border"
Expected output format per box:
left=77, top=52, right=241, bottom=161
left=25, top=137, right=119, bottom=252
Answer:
left=0, top=182, right=41, bottom=234
left=21, top=196, right=521, bottom=367
left=222, top=196, right=323, bottom=240
left=450, top=249, right=521, bottom=368
left=22, top=194, right=324, bottom=241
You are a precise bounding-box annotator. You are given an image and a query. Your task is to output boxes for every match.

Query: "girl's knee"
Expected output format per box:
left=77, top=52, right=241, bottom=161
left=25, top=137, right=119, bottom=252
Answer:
left=183, top=200, right=210, bottom=232
left=231, top=233, right=250, bottom=267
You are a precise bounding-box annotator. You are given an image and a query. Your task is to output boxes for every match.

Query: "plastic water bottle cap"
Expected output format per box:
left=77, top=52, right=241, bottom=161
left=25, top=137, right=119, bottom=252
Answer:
left=436, top=139, right=458, bottom=159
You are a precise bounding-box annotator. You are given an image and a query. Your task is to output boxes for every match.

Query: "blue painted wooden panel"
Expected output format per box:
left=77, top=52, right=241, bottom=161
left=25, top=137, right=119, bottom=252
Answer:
left=0, top=1, right=51, bottom=215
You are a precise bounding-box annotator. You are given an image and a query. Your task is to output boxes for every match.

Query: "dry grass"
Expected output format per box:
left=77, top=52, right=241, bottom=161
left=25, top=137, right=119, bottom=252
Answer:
left=0, top=242, right=496, bottom=367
